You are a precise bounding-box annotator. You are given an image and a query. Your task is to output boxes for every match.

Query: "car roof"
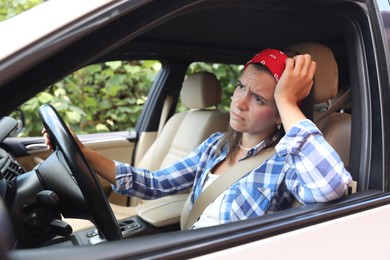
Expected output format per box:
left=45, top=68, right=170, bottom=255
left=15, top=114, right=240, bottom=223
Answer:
left=0, top=0, right=357, bottom=115
left=0, top=0, right=114, bottom=61
left=102, top=1, right=348, bottom=64
left=0, top=0, right=350, bottom=64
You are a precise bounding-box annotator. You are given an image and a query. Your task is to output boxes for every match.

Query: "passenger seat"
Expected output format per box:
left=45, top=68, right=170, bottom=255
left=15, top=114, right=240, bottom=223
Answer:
left=286, top=43, right=352, bottom=209
left=135, top=71, right=229, bottom=173
left=288, top=42, right=351, bottom=169
left=67, top=71, right=230, bottom=231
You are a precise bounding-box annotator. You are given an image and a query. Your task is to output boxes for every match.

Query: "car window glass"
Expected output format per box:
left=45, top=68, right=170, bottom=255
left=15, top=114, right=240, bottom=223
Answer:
left=13, top=60, right=162, bottom=136
left=179, top=62, right=243, bottom=112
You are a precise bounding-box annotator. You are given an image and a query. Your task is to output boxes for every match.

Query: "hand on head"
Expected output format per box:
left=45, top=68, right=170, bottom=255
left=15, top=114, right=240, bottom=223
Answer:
left=274, top=54, right=316, bottom=107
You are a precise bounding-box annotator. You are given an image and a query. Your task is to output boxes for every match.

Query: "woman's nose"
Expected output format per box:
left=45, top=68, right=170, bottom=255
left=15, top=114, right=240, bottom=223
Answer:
left=234, top=93, right=248, bottom=110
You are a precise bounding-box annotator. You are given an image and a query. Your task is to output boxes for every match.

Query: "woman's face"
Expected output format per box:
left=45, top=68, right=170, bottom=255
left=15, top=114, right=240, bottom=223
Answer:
left=230, top=65, right=280, bottom=139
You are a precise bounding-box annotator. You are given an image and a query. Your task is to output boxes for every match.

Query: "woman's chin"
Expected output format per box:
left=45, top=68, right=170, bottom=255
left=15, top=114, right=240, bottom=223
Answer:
left=230, top=122, right=245, bottom=133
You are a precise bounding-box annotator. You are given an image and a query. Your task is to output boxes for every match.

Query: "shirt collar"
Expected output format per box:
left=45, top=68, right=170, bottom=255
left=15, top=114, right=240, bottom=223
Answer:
left=241, top=134, right=278, bottom=160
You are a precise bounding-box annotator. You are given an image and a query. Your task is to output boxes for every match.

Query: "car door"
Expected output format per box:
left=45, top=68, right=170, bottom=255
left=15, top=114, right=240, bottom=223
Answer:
left=3, top=0, right=390, bottom=258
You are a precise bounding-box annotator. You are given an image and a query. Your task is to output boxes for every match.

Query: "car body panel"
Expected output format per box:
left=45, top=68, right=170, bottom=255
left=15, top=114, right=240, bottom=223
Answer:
left=7, top=191, right=388, bottom=259
left=198, top=204, right=390, bottom=259
left=0, top=0, right=114, bottom=61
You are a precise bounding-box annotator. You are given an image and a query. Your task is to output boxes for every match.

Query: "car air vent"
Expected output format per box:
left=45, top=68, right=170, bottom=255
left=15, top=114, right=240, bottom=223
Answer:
left=0, top=157, right=24, bottom=181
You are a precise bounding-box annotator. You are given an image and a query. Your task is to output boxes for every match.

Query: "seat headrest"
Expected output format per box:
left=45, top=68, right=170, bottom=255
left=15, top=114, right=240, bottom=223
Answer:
left=287, top=42, right=338, bottom=104
left=181, top=72, right=222, bottom=109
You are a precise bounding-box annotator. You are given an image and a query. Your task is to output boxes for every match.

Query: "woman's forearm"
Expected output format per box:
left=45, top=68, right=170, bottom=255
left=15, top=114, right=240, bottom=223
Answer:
left=275, top=98, right=307, bottom=133
left=82, top=146, right=116, bottom=185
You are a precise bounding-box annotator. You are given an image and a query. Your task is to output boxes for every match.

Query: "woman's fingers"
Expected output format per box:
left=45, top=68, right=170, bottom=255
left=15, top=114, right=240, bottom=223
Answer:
left=42, top=126, right=83, bottom=152
left=291, top=55, right=315, bottom=91
left=276, top=54, right=316, bottom=104
left=308, top=58, right=317, bottom=80
left=42, top=131, right=53, bottom=150
left=292, top=54, right=315, bottom=78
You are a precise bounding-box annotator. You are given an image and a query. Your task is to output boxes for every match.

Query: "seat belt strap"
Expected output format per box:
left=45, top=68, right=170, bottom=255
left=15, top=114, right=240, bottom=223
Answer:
left=184, top=147, right=275, bottom=230
left=315, top=89, right=351, bottom=123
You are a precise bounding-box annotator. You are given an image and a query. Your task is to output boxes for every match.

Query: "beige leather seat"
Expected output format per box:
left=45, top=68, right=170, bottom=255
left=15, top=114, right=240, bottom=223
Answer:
left=285, top=43, right=352, bottom=209
left=134, top=71, right=229, bottom=173
left=67, top=71, right=230, bottom=231
left=288, top=42, right=351, bottom=169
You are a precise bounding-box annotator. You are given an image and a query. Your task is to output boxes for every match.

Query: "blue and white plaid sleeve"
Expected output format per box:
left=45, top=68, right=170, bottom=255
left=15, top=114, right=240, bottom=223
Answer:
left=112, top=132, right=223, bottom=200
left=112, top=152, right=199, bottom=199
left=276, top=119, right=352, bottom=204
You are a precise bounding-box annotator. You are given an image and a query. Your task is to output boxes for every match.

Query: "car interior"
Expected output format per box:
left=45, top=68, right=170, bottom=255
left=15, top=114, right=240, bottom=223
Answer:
left=0, top=0, right=387, bottom=256
left=61, top=41, right=354, bottom=234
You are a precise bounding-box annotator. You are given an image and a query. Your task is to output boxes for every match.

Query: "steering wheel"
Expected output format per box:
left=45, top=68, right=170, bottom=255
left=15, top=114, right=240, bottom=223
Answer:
left=39, top=104, right=122, bottom=241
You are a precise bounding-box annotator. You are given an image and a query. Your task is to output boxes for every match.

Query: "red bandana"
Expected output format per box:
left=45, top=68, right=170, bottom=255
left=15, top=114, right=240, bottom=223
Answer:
left=244, top=48, right=288, bottom=82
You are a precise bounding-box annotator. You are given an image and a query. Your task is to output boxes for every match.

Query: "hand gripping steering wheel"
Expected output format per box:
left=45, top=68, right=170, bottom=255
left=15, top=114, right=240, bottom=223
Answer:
left=39, top=104, right=122, bottom=241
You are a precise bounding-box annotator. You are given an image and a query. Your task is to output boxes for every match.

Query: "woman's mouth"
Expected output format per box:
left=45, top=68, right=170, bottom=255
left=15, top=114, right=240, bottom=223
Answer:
left=231, top=111, right=244, bottom=121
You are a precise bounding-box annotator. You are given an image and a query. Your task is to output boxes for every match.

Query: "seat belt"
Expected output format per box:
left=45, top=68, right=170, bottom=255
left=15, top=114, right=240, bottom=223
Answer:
left=315, top=89, right=351, bottom=123
left=183, top=147, right=275, bottom=230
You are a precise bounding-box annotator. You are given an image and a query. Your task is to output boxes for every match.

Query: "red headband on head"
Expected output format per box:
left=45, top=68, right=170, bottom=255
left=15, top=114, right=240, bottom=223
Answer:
left=244, top=48, right=288, bottom=82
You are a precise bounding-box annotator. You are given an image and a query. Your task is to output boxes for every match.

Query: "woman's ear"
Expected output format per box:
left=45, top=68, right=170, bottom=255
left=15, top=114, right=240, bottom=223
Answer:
left=275, top=113, right=282, bottom=125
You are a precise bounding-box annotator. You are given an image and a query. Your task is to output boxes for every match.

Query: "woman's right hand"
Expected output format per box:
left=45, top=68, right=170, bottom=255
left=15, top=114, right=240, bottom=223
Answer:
left=42, top=128, right=53, bottom=150
left=42, top=127, right=117, bottom=185
left=41, top=127, right=84, bottom=152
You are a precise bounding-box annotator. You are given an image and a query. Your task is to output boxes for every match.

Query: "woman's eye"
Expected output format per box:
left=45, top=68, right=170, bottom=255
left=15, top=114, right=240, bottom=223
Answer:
left=236, top=82, right=245, bottom=90
left=254, top=96, right=264, bottom=104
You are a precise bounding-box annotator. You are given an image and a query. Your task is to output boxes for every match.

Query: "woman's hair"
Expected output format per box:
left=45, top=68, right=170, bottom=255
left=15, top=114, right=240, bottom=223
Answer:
left=217, top=48, right=299, bottom=164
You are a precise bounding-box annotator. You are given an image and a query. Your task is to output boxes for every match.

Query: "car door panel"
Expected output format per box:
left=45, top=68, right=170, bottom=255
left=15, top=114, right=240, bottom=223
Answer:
left=2, top=131, right=137, bottom=195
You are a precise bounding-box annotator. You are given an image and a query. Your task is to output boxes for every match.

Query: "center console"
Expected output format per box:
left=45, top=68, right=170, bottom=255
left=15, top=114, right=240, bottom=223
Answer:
left=42, top=216, right=179, bottom=248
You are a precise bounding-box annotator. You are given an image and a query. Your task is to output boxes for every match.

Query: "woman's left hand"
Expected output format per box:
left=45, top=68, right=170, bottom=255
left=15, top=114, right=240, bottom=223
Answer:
left=274, top=54, right=316, bottom=132
left=274, top=54, right=316, bottom=106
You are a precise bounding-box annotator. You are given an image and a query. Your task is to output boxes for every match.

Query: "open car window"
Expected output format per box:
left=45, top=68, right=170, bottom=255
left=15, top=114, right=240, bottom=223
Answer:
left=12, top=60, right=161, bottom=137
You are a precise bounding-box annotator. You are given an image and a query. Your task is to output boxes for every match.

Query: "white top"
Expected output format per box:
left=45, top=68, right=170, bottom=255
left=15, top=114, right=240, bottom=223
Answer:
left=191, top=172, right=224, bottom=229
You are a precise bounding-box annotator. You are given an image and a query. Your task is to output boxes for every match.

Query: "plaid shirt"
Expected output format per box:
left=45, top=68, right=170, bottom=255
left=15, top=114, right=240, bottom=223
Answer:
left=113, top=119, right=352, bottom=223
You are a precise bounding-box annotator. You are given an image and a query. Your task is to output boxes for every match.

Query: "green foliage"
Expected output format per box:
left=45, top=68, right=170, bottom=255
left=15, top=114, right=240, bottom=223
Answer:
left=15, top=61, right=241, bottom=137
left=16, top=61, right=161, bottom=136
left=3, top=1, right=243, bottom=137
left=0, top=0, right=43, bottom=21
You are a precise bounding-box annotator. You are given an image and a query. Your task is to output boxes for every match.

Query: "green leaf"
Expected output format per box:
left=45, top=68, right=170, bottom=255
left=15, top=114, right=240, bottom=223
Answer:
left=125, top=65, right=141, bottom=74
left=86, top=64, right=102, bottom=74
left=105, top=61, right=122, bottom=71
left=37, top=92, right=54, bottom=103
left=96, top=123, right=109, bottom=132
left=84, top=96, right=97, bottom=107
left=99, top=99, right=112, bottom=110
left=65, top=110, right=81, bottom=123
left=54, top=88, right=66, bottom=97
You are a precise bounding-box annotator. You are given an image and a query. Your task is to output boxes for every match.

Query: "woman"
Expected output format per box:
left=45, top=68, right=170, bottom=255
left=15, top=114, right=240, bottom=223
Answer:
left=43, top=48, right=352, bottom=229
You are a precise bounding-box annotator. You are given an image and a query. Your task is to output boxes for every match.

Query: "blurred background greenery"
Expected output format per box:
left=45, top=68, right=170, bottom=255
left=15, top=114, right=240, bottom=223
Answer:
left=2, top=0, right=242, bottom=136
